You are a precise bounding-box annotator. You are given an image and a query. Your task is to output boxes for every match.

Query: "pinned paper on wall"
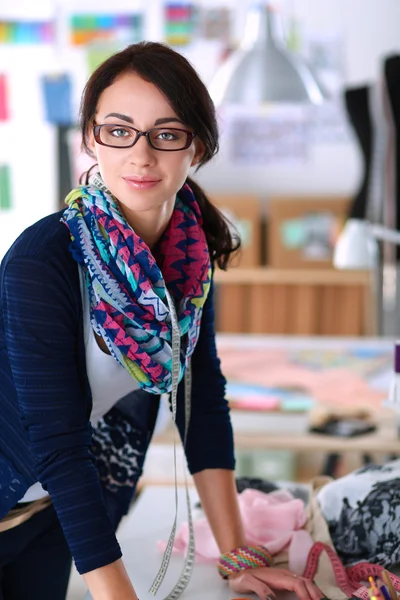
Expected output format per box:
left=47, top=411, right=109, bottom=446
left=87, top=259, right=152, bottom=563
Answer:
left=41, top=74, right=73, bottom=125
left=199, top=8, right=231, bottom=41
left=309, top=99, right=351, bottom=145
left=0, top=74, right=9, bottom=121
left=280, top=212, right=341, bottom=260
left=223, top=105, right=311, bottom=166
left=0, top=20, right=53, bottom=44
left=70, top=13, right=143, bottom=46
left=0, top=165, right=12, bottom=210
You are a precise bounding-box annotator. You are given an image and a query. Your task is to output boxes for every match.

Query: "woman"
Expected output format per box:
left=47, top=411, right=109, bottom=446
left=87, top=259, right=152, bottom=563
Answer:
left=0, top=42, right=323, bottom=600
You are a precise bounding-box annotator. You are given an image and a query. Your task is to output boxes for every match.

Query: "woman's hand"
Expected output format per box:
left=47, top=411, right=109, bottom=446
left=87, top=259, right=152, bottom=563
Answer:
left=228, top=566, right=324, bottom=600
left=83, top=558, right=139, bottom=600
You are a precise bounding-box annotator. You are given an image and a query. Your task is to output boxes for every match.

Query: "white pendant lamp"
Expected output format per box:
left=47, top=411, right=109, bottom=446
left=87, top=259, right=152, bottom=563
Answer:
left=209, top=2, right=326, bottom=106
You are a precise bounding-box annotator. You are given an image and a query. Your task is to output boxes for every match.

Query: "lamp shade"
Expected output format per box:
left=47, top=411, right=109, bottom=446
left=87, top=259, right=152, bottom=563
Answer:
left=209, top=3, right=326, bottom=106
left=333, top=219, right=378, bottom=270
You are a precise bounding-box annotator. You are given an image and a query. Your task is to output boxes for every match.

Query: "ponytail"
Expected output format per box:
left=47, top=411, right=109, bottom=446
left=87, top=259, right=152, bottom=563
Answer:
left=186, top=176, right=241, bottom=270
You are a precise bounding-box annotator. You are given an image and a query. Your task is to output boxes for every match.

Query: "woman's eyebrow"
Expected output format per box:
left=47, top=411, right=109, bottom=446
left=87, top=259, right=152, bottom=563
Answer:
left=103, top=113, right=186, bottom=126
left=104, top=112, right=134, bottom=123
left=154, top=117, right=186, bottom=126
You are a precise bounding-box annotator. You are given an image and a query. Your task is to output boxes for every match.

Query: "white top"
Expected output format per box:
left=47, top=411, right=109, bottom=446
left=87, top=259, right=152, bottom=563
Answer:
left=19, top=267, right=139, bottom=502
left=79, top=267, right=139, bottom=428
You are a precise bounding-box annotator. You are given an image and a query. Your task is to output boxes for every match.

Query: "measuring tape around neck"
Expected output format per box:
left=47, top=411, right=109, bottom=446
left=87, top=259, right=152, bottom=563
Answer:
left=148, top=288, right=195, bottom=599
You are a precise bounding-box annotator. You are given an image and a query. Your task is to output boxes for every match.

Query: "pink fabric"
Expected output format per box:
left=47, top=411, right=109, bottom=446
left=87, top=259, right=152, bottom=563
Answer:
left=217, top=347, right=388, bottom=409
left=158, top=489, right=313, bottom=574
left=231, top=396, right=280, bottom=410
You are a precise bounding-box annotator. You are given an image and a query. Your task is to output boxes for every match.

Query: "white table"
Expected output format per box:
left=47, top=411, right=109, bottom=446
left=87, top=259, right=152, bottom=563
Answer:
left=85, top=486, right=295, bottom=600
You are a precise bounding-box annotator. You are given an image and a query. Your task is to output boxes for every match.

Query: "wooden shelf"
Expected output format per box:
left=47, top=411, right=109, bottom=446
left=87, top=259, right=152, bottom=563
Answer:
left=214, top=267, right=372, bottom=286
left=213, top=267, right=375, bottom=336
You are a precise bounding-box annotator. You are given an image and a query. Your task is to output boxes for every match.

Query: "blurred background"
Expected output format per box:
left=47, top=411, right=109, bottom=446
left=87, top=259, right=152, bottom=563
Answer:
left=1, top=0, right=400, bottom=339
left=2, top=6, right=400, bottom=596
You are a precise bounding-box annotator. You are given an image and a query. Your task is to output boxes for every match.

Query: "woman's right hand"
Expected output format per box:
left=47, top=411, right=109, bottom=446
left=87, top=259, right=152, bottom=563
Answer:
left=83, top=558, right=139, bottom=600
left=228, top=566, right=324, bottom=600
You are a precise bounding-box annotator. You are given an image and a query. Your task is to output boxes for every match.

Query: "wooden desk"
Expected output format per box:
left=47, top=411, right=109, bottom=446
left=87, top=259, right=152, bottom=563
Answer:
left=152, top=410, right=399, bottom=453
left=153, top=334, right=397, bottom=453
left=222, top=334, right=397, bottom=452
left=143, top=335, right=399, bottom=485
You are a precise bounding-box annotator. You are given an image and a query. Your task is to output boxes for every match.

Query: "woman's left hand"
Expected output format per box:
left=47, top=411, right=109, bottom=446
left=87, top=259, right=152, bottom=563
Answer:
left=228, top=566, right=324, bottom=600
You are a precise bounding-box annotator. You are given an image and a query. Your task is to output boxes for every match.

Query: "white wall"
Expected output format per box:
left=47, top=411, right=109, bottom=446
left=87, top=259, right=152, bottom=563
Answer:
left=0, top=46, right=58, bottom=258
left=291, top=0, right=400, bottom=86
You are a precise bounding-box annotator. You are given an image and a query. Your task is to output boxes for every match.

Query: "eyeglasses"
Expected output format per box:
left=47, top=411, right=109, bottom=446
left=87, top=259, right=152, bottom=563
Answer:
left=93, top=123, right=196, bottom=151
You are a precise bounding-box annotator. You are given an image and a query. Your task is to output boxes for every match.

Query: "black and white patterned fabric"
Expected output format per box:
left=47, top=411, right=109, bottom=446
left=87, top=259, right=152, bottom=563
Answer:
left=317, top=459, right=400, bottom=567
left=90, top=389, right=161, bottom=527
left=91, top=408, right=149, bottom=494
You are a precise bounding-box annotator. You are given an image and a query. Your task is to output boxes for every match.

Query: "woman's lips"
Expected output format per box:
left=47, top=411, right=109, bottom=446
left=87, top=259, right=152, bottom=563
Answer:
left=123, top=176, right=161, bottom=190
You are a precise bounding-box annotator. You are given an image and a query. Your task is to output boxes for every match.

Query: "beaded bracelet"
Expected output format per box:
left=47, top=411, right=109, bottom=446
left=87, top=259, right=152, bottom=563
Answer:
left=217, top=545, right=273, bottom=579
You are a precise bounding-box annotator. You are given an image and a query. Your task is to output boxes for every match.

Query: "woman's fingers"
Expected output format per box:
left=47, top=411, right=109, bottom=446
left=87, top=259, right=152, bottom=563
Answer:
left=251, top=568, right=324, bottom=600
left=291, top=577, right=316, bottom=600
left=284, top=574, right=324, bottom=600
left=302, top=576, right=325, bottom=600
left=229, top=567, right=325, bottom=600
left=229, top=571, right=275, bottom=600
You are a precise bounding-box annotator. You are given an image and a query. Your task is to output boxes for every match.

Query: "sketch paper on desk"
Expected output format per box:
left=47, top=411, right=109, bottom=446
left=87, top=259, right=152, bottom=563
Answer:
left=217, top=341, right=392, bottom=411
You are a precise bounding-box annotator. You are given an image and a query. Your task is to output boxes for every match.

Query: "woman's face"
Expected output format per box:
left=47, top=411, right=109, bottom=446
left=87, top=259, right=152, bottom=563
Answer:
left=88, top=71, right=204, bottom=215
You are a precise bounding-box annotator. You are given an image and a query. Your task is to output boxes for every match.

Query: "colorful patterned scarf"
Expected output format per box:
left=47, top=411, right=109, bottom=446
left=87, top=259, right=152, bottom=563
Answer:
left=61, top=178, right=211, bottom=394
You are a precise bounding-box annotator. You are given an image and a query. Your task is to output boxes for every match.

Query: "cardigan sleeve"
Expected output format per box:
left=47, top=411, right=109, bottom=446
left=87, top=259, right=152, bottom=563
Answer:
left=175, top=279, right=235, bottom=474
left=1, top=256, right=122, bottom=574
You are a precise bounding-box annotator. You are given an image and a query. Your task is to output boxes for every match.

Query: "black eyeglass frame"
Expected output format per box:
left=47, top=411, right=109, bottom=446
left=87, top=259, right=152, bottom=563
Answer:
left=93, top=123, right=196, bottom=151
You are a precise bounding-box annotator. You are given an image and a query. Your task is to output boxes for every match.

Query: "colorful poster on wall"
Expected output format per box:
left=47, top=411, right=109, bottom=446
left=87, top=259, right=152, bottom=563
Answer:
left=165, top=3, right=196, bottom=46
left=0, top=20, right=53, bottom=44
left=86, top=48, right=117, bottom=74
left=41, top=74, right=73, bottom=125
left=0, top=165, right=12, bottom=210
left=0, top=74, right=9, bottom=121
left=70, top=13, right=143, bottom=46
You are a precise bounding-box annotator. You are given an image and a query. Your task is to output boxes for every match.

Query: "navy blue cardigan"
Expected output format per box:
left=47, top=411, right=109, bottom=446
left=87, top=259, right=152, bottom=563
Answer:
left=0, top=210, right=234, bottom=574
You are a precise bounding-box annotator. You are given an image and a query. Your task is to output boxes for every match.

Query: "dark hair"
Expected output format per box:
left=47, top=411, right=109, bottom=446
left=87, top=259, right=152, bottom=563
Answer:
left=79, top=41, right=240, bottom=269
